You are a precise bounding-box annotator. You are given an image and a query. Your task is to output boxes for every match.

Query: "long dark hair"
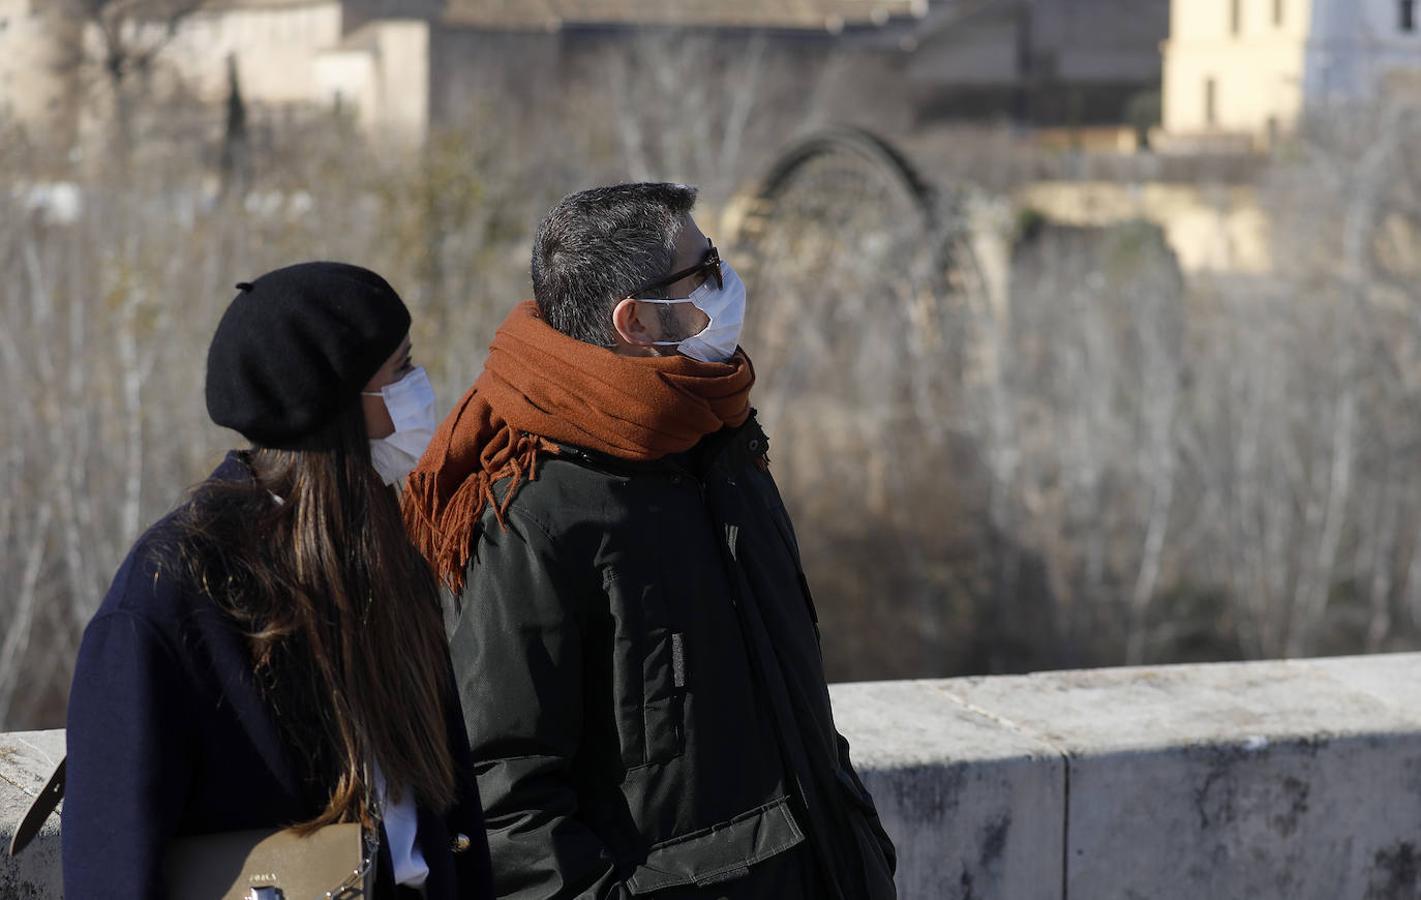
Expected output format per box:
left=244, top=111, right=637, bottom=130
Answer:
left=173, top=400, right=455, bottom=830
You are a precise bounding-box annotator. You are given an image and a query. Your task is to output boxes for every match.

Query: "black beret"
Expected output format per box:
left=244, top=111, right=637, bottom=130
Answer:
left=206, top=261, right=411, bottom=447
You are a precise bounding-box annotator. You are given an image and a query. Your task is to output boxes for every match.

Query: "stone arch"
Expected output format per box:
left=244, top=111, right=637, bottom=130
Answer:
left=727, top=126, right=994, bottom=447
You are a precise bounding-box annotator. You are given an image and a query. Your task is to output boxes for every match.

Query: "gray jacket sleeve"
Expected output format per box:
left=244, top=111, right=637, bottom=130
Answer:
left=449, top=511, right=629, bottom=900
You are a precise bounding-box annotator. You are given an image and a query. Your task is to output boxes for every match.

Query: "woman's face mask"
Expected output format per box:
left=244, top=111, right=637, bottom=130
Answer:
left=362, top=366, right=437, bottom=485
left=642, top=261, right=748, bottom=363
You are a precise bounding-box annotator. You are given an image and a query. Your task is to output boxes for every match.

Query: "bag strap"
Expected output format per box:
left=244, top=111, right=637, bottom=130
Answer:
left=7, top=755, right=65, bottom=857
left=7, top=753, right=385, bottom=870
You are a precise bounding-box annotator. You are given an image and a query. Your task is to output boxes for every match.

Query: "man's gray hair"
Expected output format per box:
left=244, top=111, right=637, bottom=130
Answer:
left=531, top=182, right=699, bottom=346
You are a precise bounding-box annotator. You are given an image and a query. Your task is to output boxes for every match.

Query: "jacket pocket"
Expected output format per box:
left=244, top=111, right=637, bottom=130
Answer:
left=604, top=571, right=685, bottom=770
left=625, top=796, right=806, bottom=895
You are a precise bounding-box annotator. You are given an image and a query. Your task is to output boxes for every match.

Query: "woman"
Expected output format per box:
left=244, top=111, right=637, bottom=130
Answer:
left=61, top=262, right=493, bottom=899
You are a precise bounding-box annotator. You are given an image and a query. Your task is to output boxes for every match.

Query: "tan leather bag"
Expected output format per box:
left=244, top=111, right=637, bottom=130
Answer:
left=165, top=822, right=372, bottom=899
left=9, top=756, right=376, bottom=900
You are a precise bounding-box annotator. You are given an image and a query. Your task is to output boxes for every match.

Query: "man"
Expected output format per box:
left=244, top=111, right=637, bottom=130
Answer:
left=404, top=183, right=897, bottom=899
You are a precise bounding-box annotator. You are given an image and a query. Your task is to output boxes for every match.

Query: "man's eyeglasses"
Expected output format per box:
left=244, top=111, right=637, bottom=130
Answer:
left=627, top=240, right=723, bottom=300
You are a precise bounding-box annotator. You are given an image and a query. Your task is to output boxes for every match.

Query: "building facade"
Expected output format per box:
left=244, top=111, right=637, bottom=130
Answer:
left=0, top=0, right=77, bottom=140
left=0, top=0, right=1172, bottom=148
left=897, top=0, right=1169, bottom=129
left=1162, top=0, right=1421, bottom=148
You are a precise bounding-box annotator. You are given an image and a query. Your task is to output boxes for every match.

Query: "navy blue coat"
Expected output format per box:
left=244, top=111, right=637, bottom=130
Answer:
left=62, top=453, right=494, bottom=900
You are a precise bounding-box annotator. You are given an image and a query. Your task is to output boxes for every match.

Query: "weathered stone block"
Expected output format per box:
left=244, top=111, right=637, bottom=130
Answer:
left=830, top=680, right=1064, bottom=900
left=937, top=658, right=1421, bottom=900
left=0, top=730, right=64, bottom=900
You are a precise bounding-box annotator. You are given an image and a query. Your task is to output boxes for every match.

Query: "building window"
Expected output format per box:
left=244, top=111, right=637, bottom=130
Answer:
left=1205, top=77, right=1218, bottom=126
left=1403, top=0, right=1417, bottom=32
left=1231, top=0, right=1242, bottom=35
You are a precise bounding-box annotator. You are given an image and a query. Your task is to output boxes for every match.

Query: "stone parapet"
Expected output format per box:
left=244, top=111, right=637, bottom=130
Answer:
left=831, top=653, right=1421, bottom=899
left=5, top=654, right=1420, bottom=898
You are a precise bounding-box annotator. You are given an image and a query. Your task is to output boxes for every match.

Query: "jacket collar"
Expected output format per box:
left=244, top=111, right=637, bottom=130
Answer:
left=552, top=411, right=763, bottom=481
left=213, top=449, right=257, bottom=485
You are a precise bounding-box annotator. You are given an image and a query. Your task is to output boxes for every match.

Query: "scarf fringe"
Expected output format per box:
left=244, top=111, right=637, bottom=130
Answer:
left=401, top=301, right=754, bottom=597
left=401, top=429, right=550, bottom=595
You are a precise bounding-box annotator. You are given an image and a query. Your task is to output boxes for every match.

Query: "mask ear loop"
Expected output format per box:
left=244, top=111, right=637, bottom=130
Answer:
left=361, top=366, right=416, bottom=400
left=640, top=275, right=723, bottom=346
left=640, top=296, right=718, bottom=347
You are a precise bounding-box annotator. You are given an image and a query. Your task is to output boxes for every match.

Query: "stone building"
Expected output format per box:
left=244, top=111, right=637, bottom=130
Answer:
left=1162, top=0, right=1421, bottom=149
left=888, top=0, right=1169, bottom=129
left=0, top=0, right=1172, bottom=149
left=0, top=0, right=77, bottom=139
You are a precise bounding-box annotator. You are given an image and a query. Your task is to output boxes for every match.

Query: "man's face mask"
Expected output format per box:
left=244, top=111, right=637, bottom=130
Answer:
left=362, top=366, right=437, bottom=485
left=630, top=240, right=747, bottom=364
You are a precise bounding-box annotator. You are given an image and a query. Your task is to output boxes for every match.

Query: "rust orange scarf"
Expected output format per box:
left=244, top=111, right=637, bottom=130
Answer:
left=402, top=300, right=755, bottom=593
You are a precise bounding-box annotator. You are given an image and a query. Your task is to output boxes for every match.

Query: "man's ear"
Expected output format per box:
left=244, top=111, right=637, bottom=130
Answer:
left=612, top=297, right=656, bottom=347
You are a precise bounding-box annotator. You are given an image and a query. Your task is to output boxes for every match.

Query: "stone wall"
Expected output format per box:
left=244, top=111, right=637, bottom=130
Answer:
left=832, top=653, right=1421, bottom=899
left=5, top=654, right=1420, bottom=898
left=0, top=729, right=62, bottom=899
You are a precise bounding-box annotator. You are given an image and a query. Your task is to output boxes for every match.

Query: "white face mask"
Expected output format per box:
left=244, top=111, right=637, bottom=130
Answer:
left=362, top=366, right=437, bottom=485
left=643, top=261, right=747, bottom=363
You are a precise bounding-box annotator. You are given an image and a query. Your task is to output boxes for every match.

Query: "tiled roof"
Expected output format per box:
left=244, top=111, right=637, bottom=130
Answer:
left=442, top=0, right=930, bottom=31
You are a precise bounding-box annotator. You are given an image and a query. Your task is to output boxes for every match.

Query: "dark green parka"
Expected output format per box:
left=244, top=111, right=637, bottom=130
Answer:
left=448, top=413, right=897, bottom=899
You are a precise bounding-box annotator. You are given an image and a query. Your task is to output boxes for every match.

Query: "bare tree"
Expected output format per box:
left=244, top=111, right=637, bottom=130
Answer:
left=55, top=0, right=207, bottom=156
left=12, top=36, right=1421, bottom=730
